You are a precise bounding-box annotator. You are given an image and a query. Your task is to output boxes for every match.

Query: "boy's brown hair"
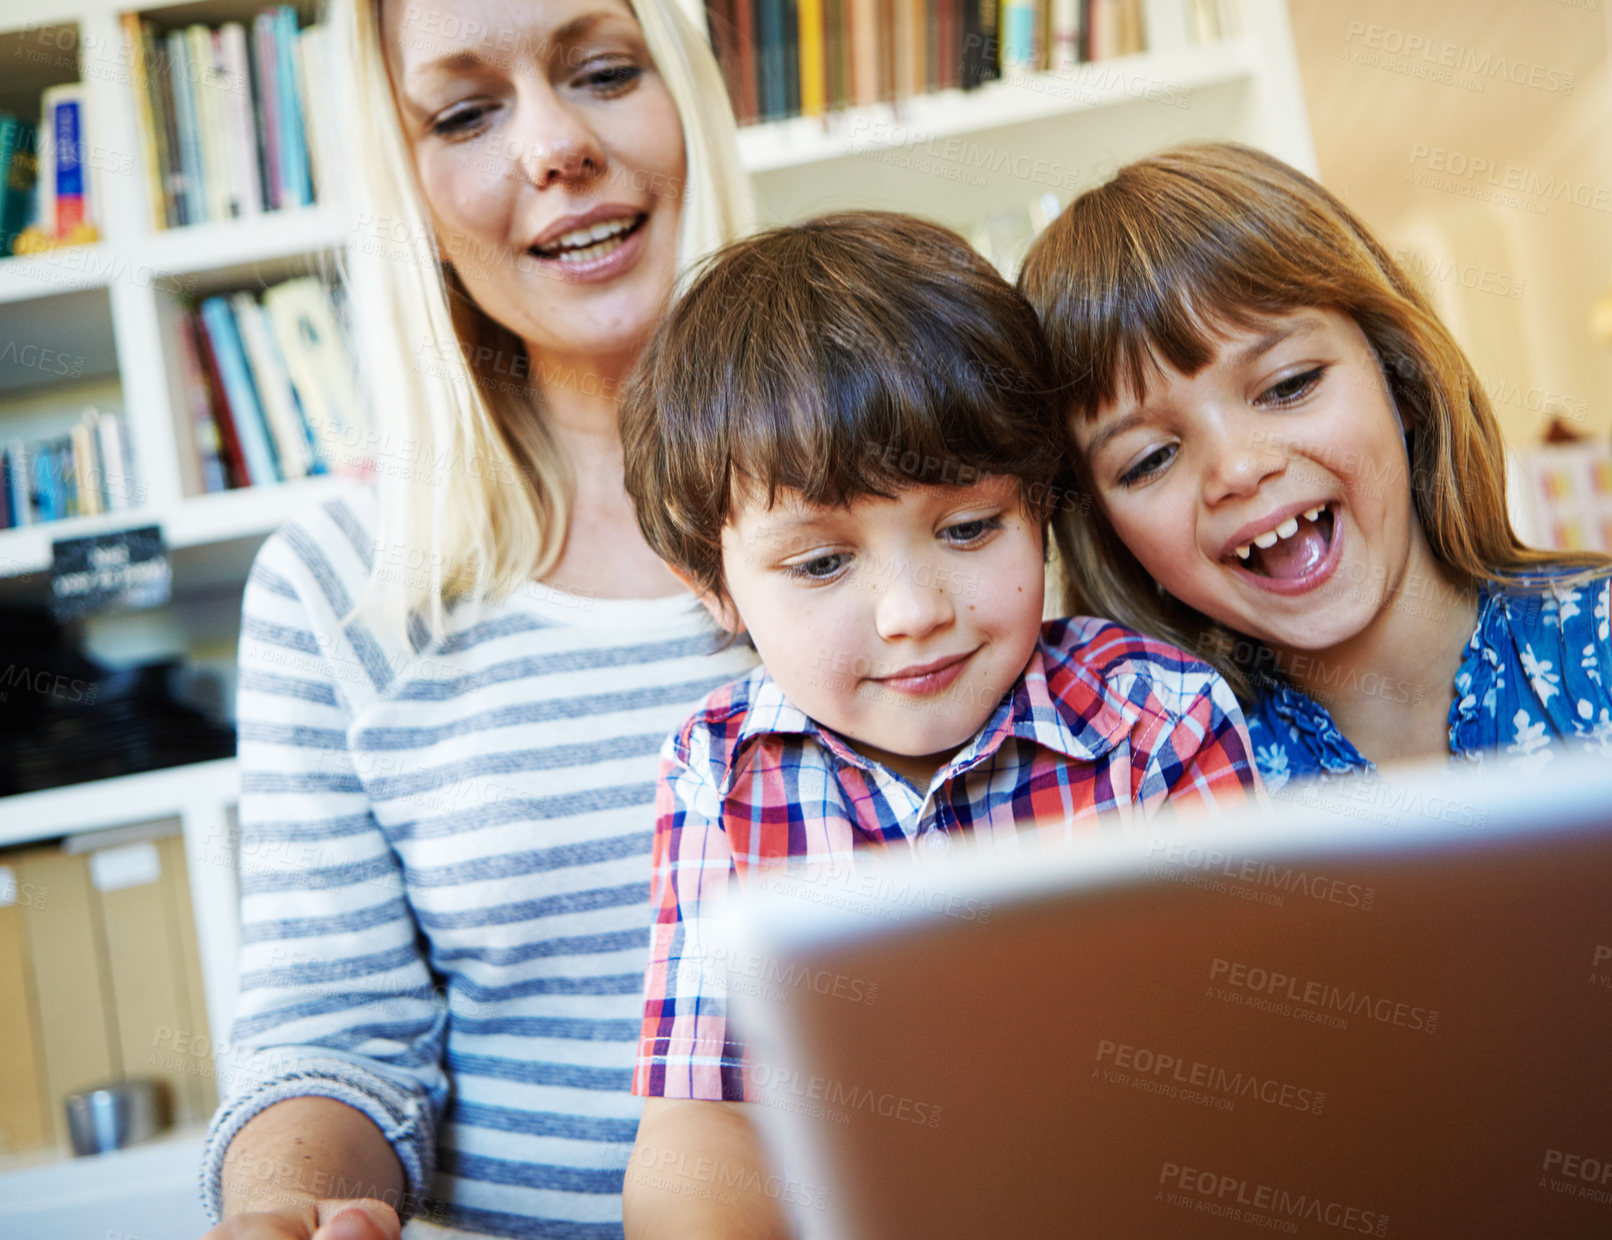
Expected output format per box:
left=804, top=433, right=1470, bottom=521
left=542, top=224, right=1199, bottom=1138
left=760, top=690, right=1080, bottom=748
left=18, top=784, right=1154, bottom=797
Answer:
left=1018, top=141, right=1610, bottom=701
left=622, top=210, right=1067, bottom=611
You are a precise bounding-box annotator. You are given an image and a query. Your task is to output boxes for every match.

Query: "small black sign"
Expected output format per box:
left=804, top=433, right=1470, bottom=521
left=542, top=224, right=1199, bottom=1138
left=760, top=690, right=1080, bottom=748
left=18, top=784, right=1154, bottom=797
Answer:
left=50, top=526, right=172, bottom=620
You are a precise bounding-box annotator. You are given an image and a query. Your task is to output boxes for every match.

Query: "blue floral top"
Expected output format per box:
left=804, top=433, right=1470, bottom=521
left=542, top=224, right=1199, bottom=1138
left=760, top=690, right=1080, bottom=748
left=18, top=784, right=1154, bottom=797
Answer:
left=1247, top=572, right=1612, bottom=791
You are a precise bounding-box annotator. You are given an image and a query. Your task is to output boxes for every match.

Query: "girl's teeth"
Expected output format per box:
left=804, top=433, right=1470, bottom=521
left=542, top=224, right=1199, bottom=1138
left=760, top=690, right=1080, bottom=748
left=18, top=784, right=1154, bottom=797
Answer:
left=1275, top=516, right=1299, bottom=539
left=1253, top=529, right=1280, bottom=549
left=1235, top=545, right=1251, bottom=560
left=1304, top=506, right=1324, bottom=521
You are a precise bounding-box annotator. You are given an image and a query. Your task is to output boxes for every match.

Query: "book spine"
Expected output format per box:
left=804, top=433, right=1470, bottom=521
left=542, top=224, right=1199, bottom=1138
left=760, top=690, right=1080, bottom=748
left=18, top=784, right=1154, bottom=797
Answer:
left=173, top=312, right=229, bottom=493
left=147, top=26, right=185, bottom=226
left=188, top=26, right=229, bottom=222
left=6, top=441, right=30, bottom=526
left=293, top=26, right=326, bottom=206
left=122, top=16, right=166, bottom=232
left=43, top=87, right=86, bottom=238
left=34, top=445, right=59, bottom=523
left=70, top=417, right=101, bottom=517
left=188, top=311, right=250, bottom=488
left=892, top=0, right=915, bottom=99
left=876, top=0, right=896, bottom=100
left=0, top=447, right=11, bottom=529
left=274, top=6, right=312, bottom=207
left=253, top=14, right=282, bottom=210
left=262, top=277, right=362, bottom=459
left=848, top=0, right=876, bottom=104
left=166, top=30, right=205, bottom=223
left=978, top=0, right=1001, bottom=81
left=1051, top=0, right=1080, bottom=68
left=96, top=411, right=133, bottom=511
left=199, top=296, right=279, bottom=483
left=822, top=0, right=845, bottom=109
left=783, top=0, right=801, bottom=116
left=797, top=0, right=826, bottom=115
left=230, top=291, right=311, bottom=479
left=0, top=116, right=18, bottom=253
left=221, top=24, right=262, bottom=217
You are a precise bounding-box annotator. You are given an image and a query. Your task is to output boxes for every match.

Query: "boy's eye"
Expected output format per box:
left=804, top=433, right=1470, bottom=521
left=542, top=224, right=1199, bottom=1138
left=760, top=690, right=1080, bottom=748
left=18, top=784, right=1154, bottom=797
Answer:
left=940, top=517, right=1002, bottom=546
left=1259, top=366, right=1326, bottom=408
left=1118, top=444, right=1177, bottom=487
left=784, top=552, right=851, bottom=582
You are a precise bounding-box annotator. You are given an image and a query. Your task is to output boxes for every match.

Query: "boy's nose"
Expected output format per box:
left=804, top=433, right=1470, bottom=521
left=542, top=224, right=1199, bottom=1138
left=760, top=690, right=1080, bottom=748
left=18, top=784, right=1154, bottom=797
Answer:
left=873, top=562, right=955, bottom=642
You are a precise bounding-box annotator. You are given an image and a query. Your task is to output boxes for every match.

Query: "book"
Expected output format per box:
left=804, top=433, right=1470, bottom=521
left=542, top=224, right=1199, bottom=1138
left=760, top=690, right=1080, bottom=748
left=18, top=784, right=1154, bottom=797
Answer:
left=190, top=26, right=231, bottom=221
left=146, top=23, right=187, bottom=226
left=219, top=24, right=264, bottom=218
left=797, top=0, right=826, bottom=115
left=262, top=277, right=364, bottom=469
left=848, top=0, right=876, bottom=104
left=0, top=116, right=38, bottom=255
left=231, top=291, right=315, bottom=479
left=186, top=310, right=251, bottom=488
left=121, top=14, right=166, bottom=231
left=70, top=416, right=102, bottom=517
left=167, top=29, right=205, bottom=224
left=757, top=0, right=787, bottom=120
left=174, top=312, right=230, bottom=493
left=293, top=25, right=330, bottom=206
left=252, top=12, right=283, bottom=210
left=6, top=441, right=30, bottom=526
left=199, top=296, right=280, bottom=484
left=96, top=411, right=134, bottom=511
left=273, top=6, right=313, bottom=206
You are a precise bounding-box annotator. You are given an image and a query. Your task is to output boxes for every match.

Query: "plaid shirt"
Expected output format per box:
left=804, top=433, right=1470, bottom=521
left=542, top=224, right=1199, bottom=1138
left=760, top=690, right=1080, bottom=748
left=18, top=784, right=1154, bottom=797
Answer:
left=633, top=616, right=1261, bottom=1101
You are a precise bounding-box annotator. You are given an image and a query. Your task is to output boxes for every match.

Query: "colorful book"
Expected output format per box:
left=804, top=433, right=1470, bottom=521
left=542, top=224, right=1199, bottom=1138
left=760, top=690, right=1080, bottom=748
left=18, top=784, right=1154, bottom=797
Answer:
left=6, top=441, right=30, bottom=527
left=187, top=311, right=251, bottom=488
left=0, top=116, right=38, bottom=255
left=166, top=30, right=205, bottom=224
left=44, top=87, right=89, bottom=239
left=273, top=6, right=312, bottom=206
left=252, top=12, right=283, bottom=210
left=231, top=291, right=315, bottom=478
left=173, top=312, right=229, bottom=493
left=96, top=411, right=133, bottom=511
left=199, top=296, right=279, bottom=484
left=70, top=416, right=101, bottom=517
left=121, top=15, right=165, bottom=230
left=261, top=277, right=363, bottom=466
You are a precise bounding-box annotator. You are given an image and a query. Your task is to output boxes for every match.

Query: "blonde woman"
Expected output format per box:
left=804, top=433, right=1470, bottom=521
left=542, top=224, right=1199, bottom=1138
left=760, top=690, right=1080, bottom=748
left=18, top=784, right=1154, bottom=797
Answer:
left=199, top=1, right=756, bottom=1237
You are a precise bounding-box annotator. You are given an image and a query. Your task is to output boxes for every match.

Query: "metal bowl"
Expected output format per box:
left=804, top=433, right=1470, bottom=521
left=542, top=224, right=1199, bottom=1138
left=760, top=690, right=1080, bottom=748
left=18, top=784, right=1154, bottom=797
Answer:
left=64, top=1079, right=170, bottom=1156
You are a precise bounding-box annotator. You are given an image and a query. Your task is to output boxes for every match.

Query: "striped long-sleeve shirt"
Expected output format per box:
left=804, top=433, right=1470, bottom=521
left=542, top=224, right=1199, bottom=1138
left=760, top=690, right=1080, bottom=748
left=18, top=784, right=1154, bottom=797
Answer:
left=200, top=489, right=757, bottom=1238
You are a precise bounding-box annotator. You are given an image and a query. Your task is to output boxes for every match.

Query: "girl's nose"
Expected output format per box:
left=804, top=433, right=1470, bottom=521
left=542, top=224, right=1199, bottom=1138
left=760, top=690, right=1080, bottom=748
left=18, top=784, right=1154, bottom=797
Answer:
left=1203, top=422, right=1287, bottom=506
left=873, top=560, right=956, bottom=643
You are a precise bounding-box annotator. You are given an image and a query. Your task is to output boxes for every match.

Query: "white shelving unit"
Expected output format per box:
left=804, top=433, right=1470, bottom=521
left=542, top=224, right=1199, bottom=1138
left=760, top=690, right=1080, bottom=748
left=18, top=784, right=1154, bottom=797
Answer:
left=0, top=0, right=1313, bottom=1219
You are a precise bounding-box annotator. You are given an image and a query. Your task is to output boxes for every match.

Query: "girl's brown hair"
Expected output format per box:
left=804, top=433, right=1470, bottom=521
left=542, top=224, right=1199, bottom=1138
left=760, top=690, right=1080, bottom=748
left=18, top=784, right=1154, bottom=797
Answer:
left=1018, top=141, right=1609, bottom=700
left=623, top=210, right=1066, bottom=611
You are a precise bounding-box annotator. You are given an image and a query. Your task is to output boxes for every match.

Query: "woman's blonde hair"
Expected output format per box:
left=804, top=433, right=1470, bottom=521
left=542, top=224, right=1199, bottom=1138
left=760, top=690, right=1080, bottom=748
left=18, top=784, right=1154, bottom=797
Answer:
left=332, top=0, right=752, bottom=641
left=1018, top=142, right=1610, bottom=701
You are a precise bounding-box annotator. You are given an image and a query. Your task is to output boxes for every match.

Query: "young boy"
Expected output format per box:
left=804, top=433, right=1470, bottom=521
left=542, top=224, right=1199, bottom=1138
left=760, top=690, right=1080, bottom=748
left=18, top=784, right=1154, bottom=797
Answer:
left=617, top=211, right=1261, bottom=1238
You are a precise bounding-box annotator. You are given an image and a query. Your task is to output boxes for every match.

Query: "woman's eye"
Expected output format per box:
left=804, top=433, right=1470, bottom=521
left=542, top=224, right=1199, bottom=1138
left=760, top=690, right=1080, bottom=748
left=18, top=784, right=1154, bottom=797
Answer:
left=577, top=61, right=642, bottom=94
left=431, top=103, right=493, bottom=138
left=785, top=552, right=850, bottom=582
left=940, top=517, right=1002, bottom=546
left=1260, top=366, right=1325, bottom=408
left=1118, top=444, right=1177, bottom=487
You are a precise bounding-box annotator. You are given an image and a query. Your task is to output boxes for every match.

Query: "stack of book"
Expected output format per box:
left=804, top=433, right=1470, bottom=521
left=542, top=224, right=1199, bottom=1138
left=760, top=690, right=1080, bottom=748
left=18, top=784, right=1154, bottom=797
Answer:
left=705, top=0, right=1166, bottom=123
left=175, top=276, right=365, bottom=492
left=2, top=408, right=137, bottom=529
left=119, top=6, right=327, bottom=230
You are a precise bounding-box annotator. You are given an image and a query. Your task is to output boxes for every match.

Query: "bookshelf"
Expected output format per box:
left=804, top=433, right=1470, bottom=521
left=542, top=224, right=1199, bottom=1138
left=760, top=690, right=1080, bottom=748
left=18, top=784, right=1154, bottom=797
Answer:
left=0, top=0, right=1314, bottom=1214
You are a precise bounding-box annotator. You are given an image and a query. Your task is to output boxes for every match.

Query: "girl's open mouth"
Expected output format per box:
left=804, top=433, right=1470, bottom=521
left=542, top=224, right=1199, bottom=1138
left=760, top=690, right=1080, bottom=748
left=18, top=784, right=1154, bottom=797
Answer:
left=1225, top=503, right=1343, bottom=595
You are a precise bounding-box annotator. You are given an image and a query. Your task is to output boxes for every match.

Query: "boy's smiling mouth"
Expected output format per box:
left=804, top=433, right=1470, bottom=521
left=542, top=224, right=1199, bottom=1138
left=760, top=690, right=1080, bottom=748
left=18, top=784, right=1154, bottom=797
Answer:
left=1221, top=501, right=1341, bottom=591
left=868, top=649, right=979, bottom=696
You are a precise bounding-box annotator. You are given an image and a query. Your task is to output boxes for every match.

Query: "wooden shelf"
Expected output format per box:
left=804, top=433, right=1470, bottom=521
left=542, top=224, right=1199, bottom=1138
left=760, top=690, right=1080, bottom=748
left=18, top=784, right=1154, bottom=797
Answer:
left=0, top=757, right=237, bottom=850
left=738, top=39, right=1258, bottom=173
left=0, top=473, right=361, bottom=579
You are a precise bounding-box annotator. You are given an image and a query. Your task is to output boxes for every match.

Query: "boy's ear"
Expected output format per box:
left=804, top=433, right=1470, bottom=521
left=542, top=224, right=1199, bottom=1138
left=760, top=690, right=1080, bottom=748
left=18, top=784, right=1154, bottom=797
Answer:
left=665, top=563, right=745, bottom=635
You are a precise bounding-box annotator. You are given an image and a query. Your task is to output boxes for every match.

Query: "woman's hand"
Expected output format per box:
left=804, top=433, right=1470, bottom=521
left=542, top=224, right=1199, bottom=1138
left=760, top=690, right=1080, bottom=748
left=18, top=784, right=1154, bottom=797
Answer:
left=202, top=1199, right=401, bottom=1240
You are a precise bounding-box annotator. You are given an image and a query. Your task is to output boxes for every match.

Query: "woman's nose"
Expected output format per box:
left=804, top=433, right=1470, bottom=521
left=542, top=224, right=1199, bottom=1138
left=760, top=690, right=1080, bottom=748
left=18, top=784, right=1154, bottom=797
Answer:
left=873, top=560, right=956, bottom=643
left=512, top=81, right=605, bottom=190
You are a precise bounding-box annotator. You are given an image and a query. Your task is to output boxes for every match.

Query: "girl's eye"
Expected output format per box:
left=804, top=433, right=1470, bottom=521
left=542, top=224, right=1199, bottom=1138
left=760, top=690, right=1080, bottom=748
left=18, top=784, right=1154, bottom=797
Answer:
left=431, top=103, right=494, bottom=138
left=1118, top=444, right=1177, bottom=487
left=784, top=552, right=851, bottom=582
left=940, top=517, right=1002, bottom=546
left=576, top=60, right=642, bottom=94
left=1260, top=366, right=1326, bottom=408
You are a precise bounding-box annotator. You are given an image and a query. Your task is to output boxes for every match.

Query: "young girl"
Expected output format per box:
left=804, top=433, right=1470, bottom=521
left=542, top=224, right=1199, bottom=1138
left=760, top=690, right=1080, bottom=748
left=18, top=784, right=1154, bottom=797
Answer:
left=1019, top=142, right=1612, bottom=788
